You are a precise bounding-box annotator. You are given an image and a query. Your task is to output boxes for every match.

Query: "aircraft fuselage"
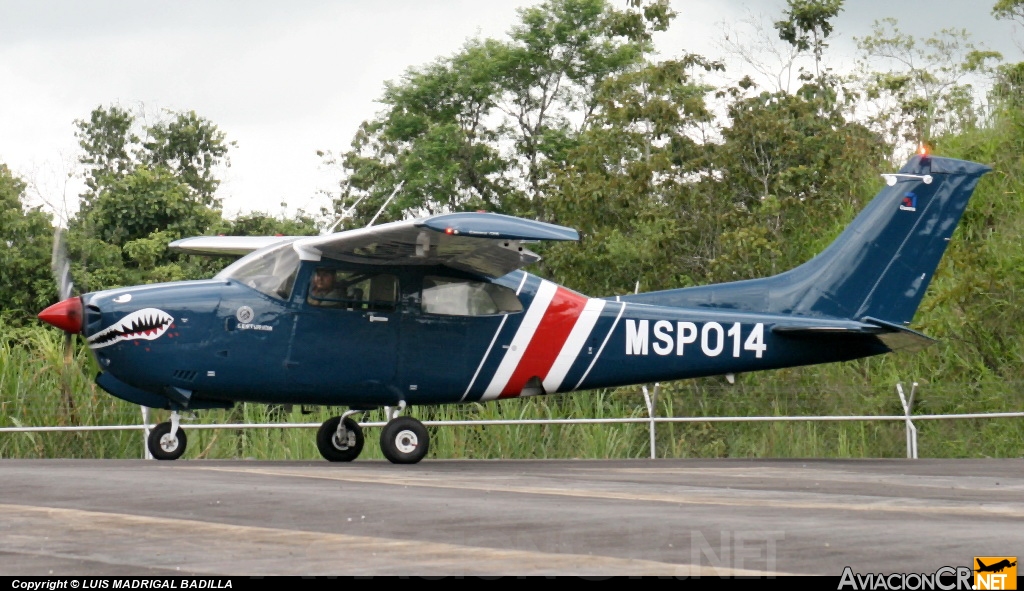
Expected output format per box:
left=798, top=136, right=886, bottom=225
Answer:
left=83, top=262, right=888, bottom=412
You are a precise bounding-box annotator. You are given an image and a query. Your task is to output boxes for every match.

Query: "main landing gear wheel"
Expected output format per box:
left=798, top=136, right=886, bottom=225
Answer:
left=380, top=416, right=429, bottom=464
left=148, top=421, right=187, bottom=460
left=317, top=416, right=364, bottom=462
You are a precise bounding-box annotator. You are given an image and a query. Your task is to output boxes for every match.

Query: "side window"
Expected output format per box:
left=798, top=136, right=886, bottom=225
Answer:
left=422, top=276, right=523, bottom=316
left=308, top=269, right=399, bottom=312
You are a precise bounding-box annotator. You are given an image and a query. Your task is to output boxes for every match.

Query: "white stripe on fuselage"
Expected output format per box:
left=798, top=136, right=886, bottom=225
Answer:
left=573, top=301, right=626, bottom=391
left=480, top=280, right=558, bottom=400
left=460, top=273, right=530, bottom=401
left=541, top=298, right=607, bottom=393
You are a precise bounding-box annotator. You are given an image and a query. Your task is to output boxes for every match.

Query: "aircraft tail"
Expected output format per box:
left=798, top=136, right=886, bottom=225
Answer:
left=622, top=155, right=992, bottom=326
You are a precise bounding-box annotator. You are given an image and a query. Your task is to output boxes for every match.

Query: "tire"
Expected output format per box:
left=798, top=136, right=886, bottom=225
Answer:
left=380, top=416, right=429, bottom=464
left=316, top=416, right=364, bottom=462
left=148, top=421, right=187, bottom=461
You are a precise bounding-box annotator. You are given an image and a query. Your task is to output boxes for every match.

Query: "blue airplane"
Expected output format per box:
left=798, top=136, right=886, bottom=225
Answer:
left=38, top=154, right=990, bottom=463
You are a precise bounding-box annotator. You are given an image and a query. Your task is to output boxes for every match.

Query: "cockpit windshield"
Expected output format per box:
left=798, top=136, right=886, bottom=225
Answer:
left=215, top=240, right=301, bottom=300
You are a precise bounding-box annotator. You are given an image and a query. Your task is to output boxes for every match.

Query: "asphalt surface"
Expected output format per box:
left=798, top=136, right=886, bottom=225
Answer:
left=0, top=458, right=1020, bottom=576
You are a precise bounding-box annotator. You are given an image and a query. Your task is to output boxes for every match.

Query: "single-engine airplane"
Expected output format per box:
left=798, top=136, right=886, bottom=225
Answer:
left=38, top=154, right=990, bottom=463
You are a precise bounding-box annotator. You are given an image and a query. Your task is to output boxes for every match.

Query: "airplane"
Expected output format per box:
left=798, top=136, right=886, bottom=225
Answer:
left=37, top=153, right=991, bottom=464
left=976, top=558, right=1016, bottom=573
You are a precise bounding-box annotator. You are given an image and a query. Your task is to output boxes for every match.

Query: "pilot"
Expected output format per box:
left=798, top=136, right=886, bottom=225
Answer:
left=308, top=268, right=344, bottom=307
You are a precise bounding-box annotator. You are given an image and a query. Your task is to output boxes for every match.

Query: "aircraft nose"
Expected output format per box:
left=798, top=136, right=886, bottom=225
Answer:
left=38, top=297, right=84, bottom=333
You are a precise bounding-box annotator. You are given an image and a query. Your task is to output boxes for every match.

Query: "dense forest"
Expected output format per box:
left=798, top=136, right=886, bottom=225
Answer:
left=2, top=0, right=1022, bottom=459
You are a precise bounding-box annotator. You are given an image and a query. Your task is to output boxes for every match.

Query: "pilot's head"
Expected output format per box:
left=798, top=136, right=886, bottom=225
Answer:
left=312, top=268, right=335, bottom=294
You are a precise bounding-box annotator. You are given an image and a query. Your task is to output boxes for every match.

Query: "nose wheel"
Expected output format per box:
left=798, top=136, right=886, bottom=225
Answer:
left=380, top=415, right=429, bottom=464
left=148, top=413, right=187, bottom=460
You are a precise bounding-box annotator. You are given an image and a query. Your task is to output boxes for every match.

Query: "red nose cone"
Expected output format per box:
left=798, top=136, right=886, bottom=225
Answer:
left=38, top=297, right=84, bottom=334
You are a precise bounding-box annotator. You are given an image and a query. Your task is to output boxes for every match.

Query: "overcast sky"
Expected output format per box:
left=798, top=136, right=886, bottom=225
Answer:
left=2, top=0, right=1020, bottom=224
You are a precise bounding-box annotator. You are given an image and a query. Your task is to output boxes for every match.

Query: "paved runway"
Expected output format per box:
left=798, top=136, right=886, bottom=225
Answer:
left=0, top=458, right=1020, bottom=576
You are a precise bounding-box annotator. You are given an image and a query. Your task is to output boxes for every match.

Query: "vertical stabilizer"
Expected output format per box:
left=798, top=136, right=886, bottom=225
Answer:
left=621, top=155, right=991, bottom=325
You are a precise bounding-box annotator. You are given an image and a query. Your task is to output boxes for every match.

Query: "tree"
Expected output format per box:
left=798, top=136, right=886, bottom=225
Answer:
left=75, top=106, right=232, bottom=212
left=332, top=39, right=513, bottom=223
left=992, top=0, right=1024, bottom=25
left=542, top=56, right=723, bottom=295
left=68, top=105, right=233, bottom=291
left=221, top=210, right=320, bottom=237
left=710, top=90, right=886, bottom=281
left=330, top=0, right=673, bottom=226
left=853, top=19, right=1002, bottom=154
left=0, top=164, right=56, bottom=325
left=773, top=0, right=844, bottom=81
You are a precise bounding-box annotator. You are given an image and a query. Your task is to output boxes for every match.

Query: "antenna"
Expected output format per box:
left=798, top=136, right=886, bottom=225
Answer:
left=322, top=193, right=369, bottom=235
left=367, top=182, right=404, bottom=227
left=320, top=181, right=404, bottom=235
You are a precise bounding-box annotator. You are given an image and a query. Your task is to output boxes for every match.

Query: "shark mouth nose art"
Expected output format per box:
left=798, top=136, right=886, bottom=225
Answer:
left=88, top=308, right=175, bottom=349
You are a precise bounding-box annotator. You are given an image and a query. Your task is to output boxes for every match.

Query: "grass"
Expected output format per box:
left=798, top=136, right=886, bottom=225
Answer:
left=2, top=325, right=1021, bottom=461
left=0, top=313, right=1019, bottom=460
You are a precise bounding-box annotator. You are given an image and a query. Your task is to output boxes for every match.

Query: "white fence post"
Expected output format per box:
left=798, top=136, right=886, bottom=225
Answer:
left=141, top=407, right=153, bottom=460
left=642, top=383, right=660, bottom=459
left=896, top=382, right=919, bottom=459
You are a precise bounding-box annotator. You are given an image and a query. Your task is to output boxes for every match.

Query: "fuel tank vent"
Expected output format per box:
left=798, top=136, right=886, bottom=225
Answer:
left=172, top=369, right=198, bottom=383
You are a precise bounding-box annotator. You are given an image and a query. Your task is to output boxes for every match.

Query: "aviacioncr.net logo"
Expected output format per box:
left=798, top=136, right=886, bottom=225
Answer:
left=838, top=566, right=973, bottom=590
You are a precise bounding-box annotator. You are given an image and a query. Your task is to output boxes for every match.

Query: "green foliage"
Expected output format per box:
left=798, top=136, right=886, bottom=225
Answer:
left=68, top=106, right=234, bottom=293
left=76, top=106, right=232, bottom=209
left=709, top=90, right=887, bottom=281
left=774, top=0, right=844, bottom=78
left=140, top=110, right=232, bottom=207
left=992, top=0, right=1024, bottom=24
left=331, top=0, right=674, bottom=225
left=220, top=211, right=320, bottom=237
left=541, top=56, right=722, bottom=295
left=0, top=164, right=56, bottom=326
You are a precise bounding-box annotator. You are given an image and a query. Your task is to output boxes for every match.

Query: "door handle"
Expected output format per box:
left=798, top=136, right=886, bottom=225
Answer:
left=368, top=315, right=389, bottom=323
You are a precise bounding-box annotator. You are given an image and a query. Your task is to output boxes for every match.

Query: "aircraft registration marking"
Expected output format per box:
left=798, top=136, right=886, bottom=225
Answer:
left=625, top=319, right=767, bottom=358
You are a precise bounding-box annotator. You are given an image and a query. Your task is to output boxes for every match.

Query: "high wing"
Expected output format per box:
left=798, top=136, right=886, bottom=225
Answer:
left=170, top=212, right=580, bottom=278
left=295, top=212, right=579, bottom=278
left=168, top=235, right=300, bottom=256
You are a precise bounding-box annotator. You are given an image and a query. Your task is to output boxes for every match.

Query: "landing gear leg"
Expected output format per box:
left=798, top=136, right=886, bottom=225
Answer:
left=316, top=411, right=365, bottom=462
left=380, top=402, right=429, bottom=464
left=148, top=411, right=188, bottom=461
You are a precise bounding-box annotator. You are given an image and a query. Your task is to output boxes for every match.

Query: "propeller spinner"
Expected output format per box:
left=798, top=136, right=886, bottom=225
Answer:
left=38, top=297, right=83, bottom=334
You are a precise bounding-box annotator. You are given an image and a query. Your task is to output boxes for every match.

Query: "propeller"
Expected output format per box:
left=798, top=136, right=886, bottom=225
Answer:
left=51, top=227, right=74, bottom=301
left=39, top=227, right=80, bottom=422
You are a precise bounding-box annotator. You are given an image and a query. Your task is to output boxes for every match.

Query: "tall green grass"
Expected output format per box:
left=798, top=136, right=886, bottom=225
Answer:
left=0, top=324, right=142, bottom=458
left=3, top=322, right=1020, bottom=460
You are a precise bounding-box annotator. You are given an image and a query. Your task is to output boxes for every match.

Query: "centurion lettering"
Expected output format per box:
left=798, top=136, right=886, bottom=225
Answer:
left=625, top=319, right=767, bottom=358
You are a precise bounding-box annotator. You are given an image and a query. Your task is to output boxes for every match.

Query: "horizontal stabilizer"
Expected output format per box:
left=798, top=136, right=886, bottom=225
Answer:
left=772, top=318, right=935, bottom=352
left=861, top=317, right=936, bottom=352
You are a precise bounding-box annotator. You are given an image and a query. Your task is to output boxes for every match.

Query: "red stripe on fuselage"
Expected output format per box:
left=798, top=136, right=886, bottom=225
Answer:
left=499, top=287, right=588, bottom=398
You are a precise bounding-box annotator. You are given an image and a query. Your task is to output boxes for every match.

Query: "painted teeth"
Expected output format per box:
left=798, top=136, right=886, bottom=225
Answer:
left=88, top=308, right=174, bottom=349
